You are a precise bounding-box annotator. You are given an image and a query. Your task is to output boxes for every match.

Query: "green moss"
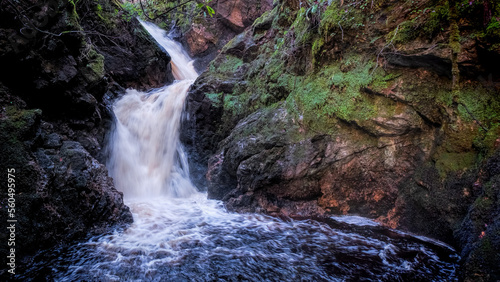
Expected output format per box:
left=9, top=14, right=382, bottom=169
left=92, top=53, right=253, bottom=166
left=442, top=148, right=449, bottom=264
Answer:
left=311, top=37, right=325, bottom=65
left=319, top=3, right=365, bottom=39
left=0, top=106, right=41, bottom=194
left=205, top=92, right=223, bottom=107
left=94, top=1, right=117, bottom=29
left=82, top=48, right=105, bottom=83
left=393, top=20, right=420, bottom=44
left=291, top=7, right=312, bottom=46
left=456, top=85, right=500, bottom=127
left=4, top=106, right=42, bottom=134
left=210, top=55, right=244, bottom=76
left=253, top=6, right=278, bottom=31
left=370, top=72, right=401, bottom=91
left=266, top=57, right=286, bottom=82
left=422, top=4, right=449, bottom=39
left=434, top=151, right=477, bottom=178
left=207, top=0, right=500, bottom=154
left=449, top=22, right=461, bottom=53
left=236, top=105, right=299, bottom=139
left=474, top=123, right=500, bottom=157
left=486, top=18, right=500, bottom=38
left=285, top=56, right=380, bottom=133
left=223, top=94, right=243, bottom=115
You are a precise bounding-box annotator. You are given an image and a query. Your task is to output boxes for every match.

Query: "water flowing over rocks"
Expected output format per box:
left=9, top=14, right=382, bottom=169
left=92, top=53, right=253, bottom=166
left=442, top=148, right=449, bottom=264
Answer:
left=8, top=22, right=463, bottom=278
left=0, top=0, right=498, bottom=280
left=181, top=0, right=500, bottom=280
left=0, top=0, right=172, bottom=270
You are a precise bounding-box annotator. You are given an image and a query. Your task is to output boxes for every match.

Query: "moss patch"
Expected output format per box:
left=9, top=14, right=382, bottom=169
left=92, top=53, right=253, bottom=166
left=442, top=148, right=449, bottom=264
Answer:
left=0, top=106, right=41, bottom=194
left=435, top=151, right=477, bottom=178
left=81, top=47, right=105, bottom=84
left=285, top=53, right=392, bottom=133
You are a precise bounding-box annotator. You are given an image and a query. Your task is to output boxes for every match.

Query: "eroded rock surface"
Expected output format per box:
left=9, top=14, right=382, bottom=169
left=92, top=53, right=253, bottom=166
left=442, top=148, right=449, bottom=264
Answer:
left=170, top=0, right=274, bottom=71
left=0, top=0, right=170, bottom=270
left=182, top=0, right=500, bottom=280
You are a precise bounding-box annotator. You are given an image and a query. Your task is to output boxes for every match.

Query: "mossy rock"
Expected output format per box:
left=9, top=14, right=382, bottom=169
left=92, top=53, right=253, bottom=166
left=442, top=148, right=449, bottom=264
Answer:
left=0, top=106, right=42, bottom=194
left=81, top=48, right=105, bottom=84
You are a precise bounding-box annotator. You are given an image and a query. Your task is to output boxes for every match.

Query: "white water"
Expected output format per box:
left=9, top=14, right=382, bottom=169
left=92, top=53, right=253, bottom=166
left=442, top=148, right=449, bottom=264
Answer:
left=107, top=20, right=198, bottom=199
left=25, top=22, right=459, bottom=281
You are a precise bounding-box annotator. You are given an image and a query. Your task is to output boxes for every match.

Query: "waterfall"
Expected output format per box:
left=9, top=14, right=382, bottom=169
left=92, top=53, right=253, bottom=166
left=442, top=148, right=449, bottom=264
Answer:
left=22, top=21, right=460, bottom=281
left=107, top=21, right=198, bottom=199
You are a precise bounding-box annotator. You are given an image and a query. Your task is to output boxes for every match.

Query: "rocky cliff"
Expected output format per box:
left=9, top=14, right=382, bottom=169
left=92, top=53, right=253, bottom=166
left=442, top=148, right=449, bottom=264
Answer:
left=0, top=0, right=172, bottom=273
left=164, top=0, right=273, bottom=72
left=181, top=0, right=500, bottom=280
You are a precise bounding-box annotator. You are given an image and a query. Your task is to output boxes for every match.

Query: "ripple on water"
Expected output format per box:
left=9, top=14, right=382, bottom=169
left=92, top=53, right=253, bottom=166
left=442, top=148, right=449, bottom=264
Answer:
left=20, top=21, right=459, bottom=282
left=21, top=193, right=459, bottom=282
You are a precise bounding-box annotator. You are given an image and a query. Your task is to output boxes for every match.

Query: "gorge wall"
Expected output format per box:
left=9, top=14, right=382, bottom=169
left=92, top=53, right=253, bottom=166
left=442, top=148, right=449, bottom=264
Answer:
left=163, top=0, right=274, bottom=72
left=181, top=0, right=500, bottom=280
left=0, top=0, right=172, bottom=271
left=0, top=0, right=498, bottom=280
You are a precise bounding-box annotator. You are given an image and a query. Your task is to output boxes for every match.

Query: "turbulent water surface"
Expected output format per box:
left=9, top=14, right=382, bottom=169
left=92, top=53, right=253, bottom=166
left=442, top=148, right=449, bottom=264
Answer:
left=23, top=21, right=460, bottom=281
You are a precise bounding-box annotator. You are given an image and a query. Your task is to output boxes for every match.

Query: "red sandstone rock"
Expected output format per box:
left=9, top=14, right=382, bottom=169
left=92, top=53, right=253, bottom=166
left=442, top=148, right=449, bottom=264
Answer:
left=185, top=23, right=216, bottom=56
left=216, top=0, right=273, bottom=32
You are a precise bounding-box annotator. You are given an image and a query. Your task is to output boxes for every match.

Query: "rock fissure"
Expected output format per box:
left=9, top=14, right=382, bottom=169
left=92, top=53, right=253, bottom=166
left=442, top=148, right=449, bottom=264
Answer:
left=181, top=0, right=500, bottom=279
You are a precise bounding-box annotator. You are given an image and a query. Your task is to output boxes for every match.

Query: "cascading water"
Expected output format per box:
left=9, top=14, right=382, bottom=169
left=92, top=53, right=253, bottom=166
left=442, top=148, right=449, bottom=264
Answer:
left=21, top=22, right=460, bottom=281
left=107, top=20, right=198, bottom=199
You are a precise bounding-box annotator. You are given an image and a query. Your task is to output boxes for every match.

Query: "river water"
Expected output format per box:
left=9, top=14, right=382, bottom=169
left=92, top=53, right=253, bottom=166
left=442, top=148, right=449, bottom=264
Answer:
left=22, top=21, right=460, bottom=281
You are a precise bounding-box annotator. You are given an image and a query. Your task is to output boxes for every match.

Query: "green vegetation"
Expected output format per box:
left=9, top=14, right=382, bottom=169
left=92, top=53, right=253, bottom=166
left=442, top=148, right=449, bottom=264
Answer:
left=201, top=0, right=500, bottom=167
left=0, top=106, right=41, bottom=189
left=118, top=0, right=216, bottom=29
left=209, top=55, right=244, bottom=75
left=82, top=48, right=105, bottom=83
left=287, top=57, right=378, bottom=129
left=291, top=7, right=313, bottom=46
left=205, top=92, right=223, bottom=107
left=435, top=151, right=477, bottom=178
left=457, top=86, right=500, bottom=126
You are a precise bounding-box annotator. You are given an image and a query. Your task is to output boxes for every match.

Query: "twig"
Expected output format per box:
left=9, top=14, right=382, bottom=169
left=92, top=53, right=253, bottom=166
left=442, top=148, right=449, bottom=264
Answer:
left=382, top=44, right=438, bottom=57
left=139, top=0, right=196, bottom=20
left=371, top=24, right=399, bottom=76
left=7, top=0, right=125, bottom=57
left=338, top=21, right=344, bottom=41
left=458, top=103, right=488, bottom=132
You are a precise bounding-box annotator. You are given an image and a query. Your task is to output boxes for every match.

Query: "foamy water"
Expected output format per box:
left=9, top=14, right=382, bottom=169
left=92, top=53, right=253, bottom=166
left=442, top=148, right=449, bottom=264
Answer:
left=20, top=21, right=460, bottom=281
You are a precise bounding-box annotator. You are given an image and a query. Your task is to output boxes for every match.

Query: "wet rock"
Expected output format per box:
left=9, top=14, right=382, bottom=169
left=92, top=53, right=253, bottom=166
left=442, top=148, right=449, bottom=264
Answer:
left=454, top=150, right=500, bottom=281
left=183, top=5, right=500, bottom=279
left=171, top=0, right=273, bottom=72
left=0, top=0, right=164, bottom=269
left=185, top=23, right=216, bottom=57
left=43, top=133, right=62, bottom=148
left=0, top=101, right=132, bottom=265
left=205, top=105, right=435, bottom=219
left=216, top=0, right=274, bottom=32
left=98, top=22, right=173, bottom=90
left=0, top=0, right=172, bottom=120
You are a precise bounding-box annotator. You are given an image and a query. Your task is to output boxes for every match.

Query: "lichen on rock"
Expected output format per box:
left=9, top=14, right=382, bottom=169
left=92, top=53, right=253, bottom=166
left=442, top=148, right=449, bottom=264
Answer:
left=181, top=0, right=500, bottom=279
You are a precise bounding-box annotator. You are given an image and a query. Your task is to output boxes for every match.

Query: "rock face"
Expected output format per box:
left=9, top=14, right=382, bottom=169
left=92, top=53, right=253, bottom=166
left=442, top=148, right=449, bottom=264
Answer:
left=185, top=23, right=217, bottom=56
left=170, top=0, right=273, bottom=71
left=455, top=151, right=500, bottom=281
left=0, top=0, right=172, bottom=122
left=182, top=0, right=500, bottom=280
left=215, top=0, right=274, bottom=32
left=0, top=0, right=171, bottom=271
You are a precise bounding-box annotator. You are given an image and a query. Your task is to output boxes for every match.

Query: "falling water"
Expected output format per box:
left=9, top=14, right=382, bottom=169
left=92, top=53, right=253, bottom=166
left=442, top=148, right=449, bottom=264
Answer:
left=107, top=20, right=198, bottom=199
left=21, top=22, right=460, bottom=281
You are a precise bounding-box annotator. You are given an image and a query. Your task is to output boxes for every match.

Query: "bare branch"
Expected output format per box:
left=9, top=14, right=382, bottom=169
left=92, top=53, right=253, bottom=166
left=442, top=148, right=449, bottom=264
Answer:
left=139, top=0, right=197, bottom=21
left=371, top=24, right=399, bottom=76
